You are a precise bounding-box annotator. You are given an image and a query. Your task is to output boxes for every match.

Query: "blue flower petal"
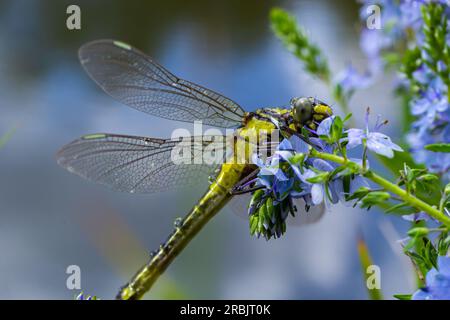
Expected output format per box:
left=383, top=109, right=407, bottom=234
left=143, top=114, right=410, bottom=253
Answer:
left=312, top=159, right=335, bottom=172
left=288, top=135, right=310, bottom=154
left=438, top=256, right=450, bottom=278
left=311, top=184, right=324, bottom=205
left=278, top=139, right=293, bottom=151
left=346, top=128, right=365, bottom=149
left=412, top=289, right=432, bottom=300
left=367, top=132, right=401, bottom=158
left=317, top=116, right=334, bottom=137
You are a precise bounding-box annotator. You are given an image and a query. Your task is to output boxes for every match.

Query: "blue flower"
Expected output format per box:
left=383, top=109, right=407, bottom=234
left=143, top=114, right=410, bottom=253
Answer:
left=335, top=64, right=373, bottom=98
left=413, top=256, right=450, bottom=300
left=257, top=155, right=289, bottom=182
left=299, top=159, right=347, bottom=206
left=303, top=157, right=369, bottom=206
left=355, top=1, right=449, bottom=179
left=411, top=63, right=432, bottom=85
left=346, top=109, right=403, bottom=158
left=410, top=78, right=448, bottom=123
left=399, top=0, right=425, bottom=32
left=316, top=116, right=335, bottom=137
left=76, top=292, right=98, bottom=300
left=278, top=134, right=310, bottom=156
left=253, top=136, right=310, bottom=201
left=407, top=76, right=449, bottom=178
left=358, top=0, right=421, bottom=73
left=254, top=124, right=369, bottom=208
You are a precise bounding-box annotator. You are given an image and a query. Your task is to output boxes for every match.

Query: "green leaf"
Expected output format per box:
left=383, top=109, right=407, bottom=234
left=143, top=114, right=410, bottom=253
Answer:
left=289, top=153, right=306, bottom=166
left=258, top=204, right=267, bottom=231
left=329, top=115, right=343, bottom=143
left=360, top=191, right=391, bottom=209
left=249, top=215, right=258, bottom=235
left=384, top=202, right=414, bottom=214
left=437, top=232, right=450, bottom=256
left=408, top=227, right=430, bottom=238
left=248, top=190, right=265, bottom=217
left=404, top=237, right=417, bottom=251
left=417, top=173, right=439, bottom=183
left=343, top=113, right=353, bottom=123
left=264, top=198, right=274, bottom=226
left=346, top=187, right=371, bottom=201
left=445, top=183, right=450, bottom=196
left=393, top=294, right=412, bottom=300
left=306, top=172, right=329, bottom=184
left=425, top=143, right=450, bottom=153
left=266, top=197, right=275, bottom=221
left=404, top=249, right=425, bottom=265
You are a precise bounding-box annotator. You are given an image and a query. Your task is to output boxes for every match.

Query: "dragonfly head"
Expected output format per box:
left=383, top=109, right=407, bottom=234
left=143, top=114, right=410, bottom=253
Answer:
left=290, top=97, right=332, bottom=129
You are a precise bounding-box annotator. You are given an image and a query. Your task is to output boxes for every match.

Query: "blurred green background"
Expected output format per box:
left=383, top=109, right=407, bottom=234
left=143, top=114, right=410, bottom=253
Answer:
left=0, top=0, right=414, bottom=299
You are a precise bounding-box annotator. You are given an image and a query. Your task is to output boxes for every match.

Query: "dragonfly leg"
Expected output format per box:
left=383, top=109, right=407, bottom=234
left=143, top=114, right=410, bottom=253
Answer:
left=230, top=168, right=262, bottom=195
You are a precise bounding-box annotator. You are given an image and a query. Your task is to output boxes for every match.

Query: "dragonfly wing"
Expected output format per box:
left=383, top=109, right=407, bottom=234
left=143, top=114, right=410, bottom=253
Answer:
left=56, top=133, right=230, bottom=193
left=79, top=40, right=245, bottom=128
left=228, top=193, right=252, bottom=219
left=229, top=195, right=325, bottom=226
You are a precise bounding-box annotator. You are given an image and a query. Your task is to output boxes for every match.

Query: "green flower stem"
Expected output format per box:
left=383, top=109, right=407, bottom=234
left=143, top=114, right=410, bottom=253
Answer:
left=309, top=149, right=450, bottom=228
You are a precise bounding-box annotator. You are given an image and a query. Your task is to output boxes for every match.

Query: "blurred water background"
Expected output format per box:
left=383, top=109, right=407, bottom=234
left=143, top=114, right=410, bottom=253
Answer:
left=0, top=0, right=415, bottom=299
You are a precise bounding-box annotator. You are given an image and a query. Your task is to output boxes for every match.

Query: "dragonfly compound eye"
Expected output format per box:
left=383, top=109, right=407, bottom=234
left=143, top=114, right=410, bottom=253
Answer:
left=291, top=97, right=313, bottom=125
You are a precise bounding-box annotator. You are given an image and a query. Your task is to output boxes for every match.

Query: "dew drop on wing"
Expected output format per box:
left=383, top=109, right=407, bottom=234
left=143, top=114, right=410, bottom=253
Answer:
left=173, top=217, right=183, bottom=229
left=149, top=249, right=158, bottom=258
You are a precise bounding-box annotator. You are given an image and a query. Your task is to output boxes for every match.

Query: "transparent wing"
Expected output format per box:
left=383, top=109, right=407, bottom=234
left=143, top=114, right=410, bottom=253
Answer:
left=56, top=133, right=230, bottom=193
left=79, top=39, right=245, bottom=128
left=229, top=195, right=325, bottom=226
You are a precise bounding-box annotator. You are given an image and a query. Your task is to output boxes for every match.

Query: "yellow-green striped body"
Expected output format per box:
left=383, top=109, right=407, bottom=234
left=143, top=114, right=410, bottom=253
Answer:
left=117, top=111, right=281, bottom=300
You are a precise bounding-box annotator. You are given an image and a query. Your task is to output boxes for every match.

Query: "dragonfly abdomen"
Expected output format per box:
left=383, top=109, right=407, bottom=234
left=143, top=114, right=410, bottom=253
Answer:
left=116, top=163, right=249, bottom=300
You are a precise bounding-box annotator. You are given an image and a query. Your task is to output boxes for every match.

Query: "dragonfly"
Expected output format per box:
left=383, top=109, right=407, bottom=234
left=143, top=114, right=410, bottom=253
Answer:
left=56, top=39, right=333, bottom=300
